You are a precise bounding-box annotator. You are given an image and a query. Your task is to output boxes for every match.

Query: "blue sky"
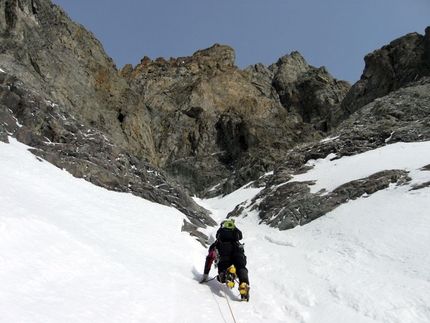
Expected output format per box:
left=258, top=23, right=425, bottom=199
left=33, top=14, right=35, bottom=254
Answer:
left=53, top=0, right=429, bottom=83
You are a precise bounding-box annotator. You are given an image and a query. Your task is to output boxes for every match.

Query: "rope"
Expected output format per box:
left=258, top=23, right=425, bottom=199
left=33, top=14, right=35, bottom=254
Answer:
left=218, top=274, right=237, bottom=323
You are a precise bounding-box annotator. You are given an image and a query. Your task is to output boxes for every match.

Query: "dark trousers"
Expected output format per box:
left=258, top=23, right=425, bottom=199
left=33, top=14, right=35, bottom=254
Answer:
left=217, top=242, right=249, bottom=285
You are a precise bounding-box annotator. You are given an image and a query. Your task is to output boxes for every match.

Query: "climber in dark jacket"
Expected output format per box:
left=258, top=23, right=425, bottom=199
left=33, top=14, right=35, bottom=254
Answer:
left=200, top=219, right=250, bottom=297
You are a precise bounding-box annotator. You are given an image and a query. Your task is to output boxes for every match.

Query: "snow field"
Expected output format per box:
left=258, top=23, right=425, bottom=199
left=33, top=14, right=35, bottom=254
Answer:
left=1, top=138, right=430, bottom=322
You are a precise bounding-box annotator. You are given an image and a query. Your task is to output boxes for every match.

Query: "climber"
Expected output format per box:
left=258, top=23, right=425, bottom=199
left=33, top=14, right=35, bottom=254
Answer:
left=200, top=219, right=250, bottom=299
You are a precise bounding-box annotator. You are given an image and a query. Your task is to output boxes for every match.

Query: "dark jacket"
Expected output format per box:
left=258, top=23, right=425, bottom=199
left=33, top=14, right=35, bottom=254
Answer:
left=216, top=227, right=243, bottom=243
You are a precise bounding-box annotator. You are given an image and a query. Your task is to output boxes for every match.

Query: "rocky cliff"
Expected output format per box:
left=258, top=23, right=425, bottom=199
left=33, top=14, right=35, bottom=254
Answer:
left=0, top=0, right=215, bottom=244
left=120, top=45, right=351, bottom=198
left=1, top=0, right=429, bottom=242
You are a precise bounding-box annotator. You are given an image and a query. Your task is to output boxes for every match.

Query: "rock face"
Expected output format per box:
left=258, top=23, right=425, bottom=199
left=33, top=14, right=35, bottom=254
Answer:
left=269, top=51, right=351, bottom=131
left=226, top=28, right=430, bottom=231
left=121, top=44, right=298, bottom=197
left=341, top=27, right=430, bottom=118
left=1, top=0, right=156, bottom=163
left=232, top=169, right=411, bottom=230
left=229, top=76, right=430, bottom=229
left=1, top=0, right=430, bottom=239
left=121, top=45, right=351, bottom=197
left=0, top=0, right=214, bottom=244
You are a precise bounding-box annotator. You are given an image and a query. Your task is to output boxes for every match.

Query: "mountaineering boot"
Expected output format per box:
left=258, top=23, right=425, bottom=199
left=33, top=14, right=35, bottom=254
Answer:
left=229, top=266, right=236, bottom=275
left=225, top=266, right=237, bottom=289
left=199, top=274, right=209, bottom=283
left=239, top=282, right=250, bottom=302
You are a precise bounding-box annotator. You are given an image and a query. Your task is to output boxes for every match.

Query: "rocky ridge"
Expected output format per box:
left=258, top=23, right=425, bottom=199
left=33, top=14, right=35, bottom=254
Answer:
left=1, top=0, right=430, bottom=241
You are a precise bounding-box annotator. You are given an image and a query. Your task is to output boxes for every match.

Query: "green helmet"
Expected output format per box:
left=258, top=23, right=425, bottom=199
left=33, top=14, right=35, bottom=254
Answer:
left=223, top=219, right=235, bottom=230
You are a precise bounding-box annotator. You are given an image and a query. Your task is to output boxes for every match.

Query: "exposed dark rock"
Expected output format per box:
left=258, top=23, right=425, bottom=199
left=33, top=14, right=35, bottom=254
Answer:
left=411, top=181, right=430, bottom=190
left=121, top=45, right=354, bottom=198
left=270, top=51, right=351, bottom=131
left=181, top=220, right=208, bottom=247
left=122, top=44, right=329, bottom=197
left=229, top=75, right=430, bottom=229
left=0, top=0, right=214, bottom=237
left=411, top=164, right=430, bottom=190
left=0, top=0, right=156, bottom=162
left=230, top=169, right=411, bottom=230
left=341, top=27, right=430, bottom=119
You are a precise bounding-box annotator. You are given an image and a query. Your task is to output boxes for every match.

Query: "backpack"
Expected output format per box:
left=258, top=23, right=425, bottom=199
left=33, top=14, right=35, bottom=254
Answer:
left=216, top=220, right=243, bottom=243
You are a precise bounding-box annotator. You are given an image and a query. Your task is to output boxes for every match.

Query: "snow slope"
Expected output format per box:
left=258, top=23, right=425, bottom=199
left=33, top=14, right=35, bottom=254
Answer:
left=1, top=137, right=429, bottom=323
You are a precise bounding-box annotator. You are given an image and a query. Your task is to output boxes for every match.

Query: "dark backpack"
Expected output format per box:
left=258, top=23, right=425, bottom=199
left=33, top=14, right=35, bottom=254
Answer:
left=216, top=227, right=242, bottom=243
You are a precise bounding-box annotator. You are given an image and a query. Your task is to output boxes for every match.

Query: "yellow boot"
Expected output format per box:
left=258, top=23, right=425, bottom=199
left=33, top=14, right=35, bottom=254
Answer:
left=239, top=282, right=250, bottom=301
left=225, top=266, right=237, bottom=288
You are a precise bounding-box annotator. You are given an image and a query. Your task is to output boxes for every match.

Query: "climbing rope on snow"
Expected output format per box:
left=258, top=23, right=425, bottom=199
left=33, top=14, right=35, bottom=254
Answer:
left=218, top=273, right=237, bottom=323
